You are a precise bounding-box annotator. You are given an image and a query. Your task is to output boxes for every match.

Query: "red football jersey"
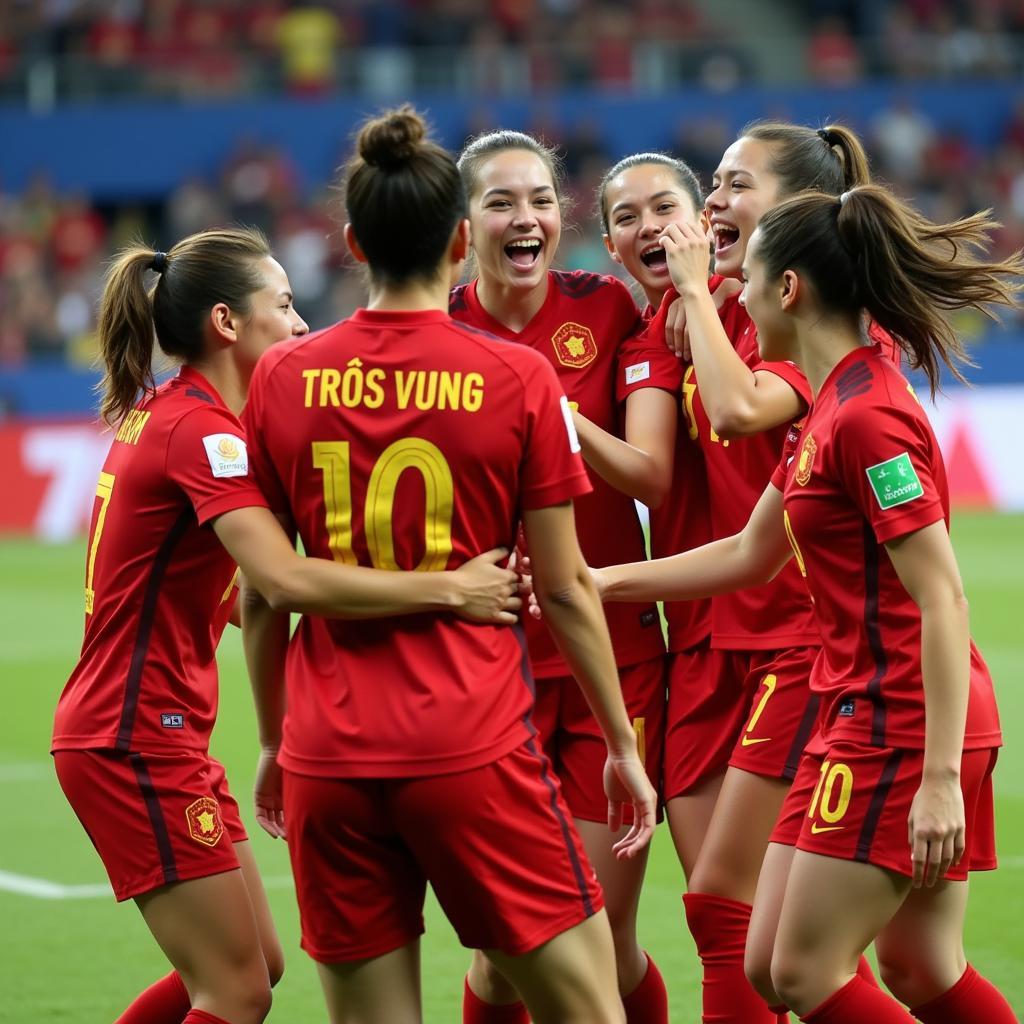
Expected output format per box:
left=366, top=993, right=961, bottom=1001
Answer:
left=616, top=322, right=711, bottom=653
left=243, top=308, right=593, bottom=778
left=52, top=367, right=267, bottom=754
left=450, top=271, right=664, bottom=675
left=776, top=344, right=1001, bottom=751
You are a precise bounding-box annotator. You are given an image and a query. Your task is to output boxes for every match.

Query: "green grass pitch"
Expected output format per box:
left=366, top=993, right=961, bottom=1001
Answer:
left=2, top=512, right=1021, bottom=1021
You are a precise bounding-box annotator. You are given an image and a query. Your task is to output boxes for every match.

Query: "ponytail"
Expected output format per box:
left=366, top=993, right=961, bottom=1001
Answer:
left=754, top=185, right=1024, bottom=394
left=95, top=229, right=271, bottom=426
left=96, top=246, right=162, bottom=427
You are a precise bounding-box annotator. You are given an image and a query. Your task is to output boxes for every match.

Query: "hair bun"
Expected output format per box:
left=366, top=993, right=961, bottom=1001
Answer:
left=358, top=105, right=426, bottom=171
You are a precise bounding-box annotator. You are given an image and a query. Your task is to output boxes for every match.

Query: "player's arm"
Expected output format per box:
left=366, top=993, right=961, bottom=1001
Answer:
left=660, top=222, right=805, bottom=437
left=597, top=481, right=791, bottom=602
left=885, top=520, right=969, bottom=887
left=522, top=501, right=656, bottom=857
left=212, top=505, right=519, bottom=622
left=572, top=386, right=677, bottom=508
left=239, top=565, right=290, bottom=839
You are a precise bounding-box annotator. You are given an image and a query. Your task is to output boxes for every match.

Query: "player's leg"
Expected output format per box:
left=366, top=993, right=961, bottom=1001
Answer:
left=485, top=910, right=625, bottom=1024
left=684, top=647, right=820, bottom=1024
left=770, top=851, right=912, bottom=1021
left=404, top=742, right=620, bottom=1024
left=316, top=943, right=422, bottom=1024
left=561, top=657, right=669, bottom=1021
left=283, top=770, right=428, bottom=1024
left=874, top=749, right=1016, bottom=1023
left=460, top=677, right=564, bottom=1022
left=744, top=841, right=795, bottom=1011
left=663, top=646, right=742, bottom=881
left=136, top=871, right=272, bottom=1024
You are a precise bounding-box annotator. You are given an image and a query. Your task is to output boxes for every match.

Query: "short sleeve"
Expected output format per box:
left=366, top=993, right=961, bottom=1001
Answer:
left=241, top=357, right=291, bottom=516
left=752, top=356, right=813, bottom=406
left=771, top=420, right=804, bottom=491
left=519, top=355, right=593, bottom=510
left=833, top=402, right=945, bottom=544
left=616, top=326, right=684, bottom=402
left=165, top=406, right=268, bottom=525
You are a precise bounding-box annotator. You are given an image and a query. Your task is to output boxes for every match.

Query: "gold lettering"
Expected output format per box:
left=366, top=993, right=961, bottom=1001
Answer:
left=462, top=373, right=484, bottom=412
left=395, top=370, right=416, bottom=410
left=341, top=359, right=364, bottom=408
left=302, top=369, right=320, bottom=408
left=319, top=368, right=341, bottom=407
left=438, top=371, right=460, bottom=410
left=414, top=370, right=438, bottom=410
left=364, top=368, right=385, bottom=409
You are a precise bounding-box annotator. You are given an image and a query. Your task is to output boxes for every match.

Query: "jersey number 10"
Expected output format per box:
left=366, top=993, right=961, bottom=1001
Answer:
left=313, top=438, right=454, bottom=571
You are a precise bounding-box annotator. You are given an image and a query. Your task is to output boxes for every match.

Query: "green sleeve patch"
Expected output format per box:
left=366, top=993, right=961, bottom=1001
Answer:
left=865, top=452, right=925, bottom=510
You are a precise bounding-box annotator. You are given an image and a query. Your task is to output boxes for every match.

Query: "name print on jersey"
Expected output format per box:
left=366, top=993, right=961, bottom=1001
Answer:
left=302, top=359, right=485, bottom=413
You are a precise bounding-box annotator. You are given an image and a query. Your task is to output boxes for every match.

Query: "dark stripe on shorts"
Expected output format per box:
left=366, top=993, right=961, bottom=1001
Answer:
left=783, top=690, right=821, bottom=781
left=523, top=719, right=596, bottom=918
left=854, top=748, right=904, bottom=863
left=862, top=520, right=889, bottom=747
left=512, top=623, right=535, bottom=699
left=129, top=752, right=179, bottom=885
left=115, top=508, right=192, bottom=751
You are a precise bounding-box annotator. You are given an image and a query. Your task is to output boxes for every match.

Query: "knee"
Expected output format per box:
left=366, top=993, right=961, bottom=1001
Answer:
left=876, top=950, right=957, bottom=1009
left=769, top=950, right=815, bottom=1013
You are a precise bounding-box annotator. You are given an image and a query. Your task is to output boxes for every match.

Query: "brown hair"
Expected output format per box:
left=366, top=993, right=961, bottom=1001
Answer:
left=97, top=228, right=271, bottom=426
left=343, top=105, right=466, bottom=286
left=597, top=152, right=702, bottom=234
left=457, top=129, right=567, bottom=208
left=740, top=121, right=872, bottom=197
left=753, top=185, right=1024, bottom=394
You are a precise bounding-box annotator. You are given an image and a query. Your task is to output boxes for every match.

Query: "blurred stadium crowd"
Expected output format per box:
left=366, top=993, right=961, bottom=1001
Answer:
left=2, top=0, right=1024, bottom=366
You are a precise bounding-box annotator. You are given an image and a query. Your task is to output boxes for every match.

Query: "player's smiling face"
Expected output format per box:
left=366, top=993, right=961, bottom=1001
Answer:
left=604, top=164, right=700, bottom=306
left=705, top=137, right=783, bottom=281
left=470, top=149, right=561, bottom=294
left=235, top=256, right=308, bottom=374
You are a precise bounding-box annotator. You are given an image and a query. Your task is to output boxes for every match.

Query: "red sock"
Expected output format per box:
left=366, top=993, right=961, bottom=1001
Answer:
left=683, top=892, right=781, bottom=1024
left=911, top=964, right=1018, bottom=1023
left=462, top=976, right=529, bottom=1024
left=802, top=976, right=915, bottom=1022
left=182, top=1012, right=231, bottom=1024
left=857, top=956, right=879, bottom=987
left=622, top=952, right=669, bottom=1024
left=115, top=972, right=191, bottom=1024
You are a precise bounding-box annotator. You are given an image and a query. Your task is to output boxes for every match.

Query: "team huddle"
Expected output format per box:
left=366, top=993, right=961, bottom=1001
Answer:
left=51, top=106, right=1021, bottom=1024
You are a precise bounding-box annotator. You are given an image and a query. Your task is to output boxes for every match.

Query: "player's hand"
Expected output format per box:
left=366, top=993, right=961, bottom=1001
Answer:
left=254, top=746, right=286, bottom=840
left=604, top=749, right=657, bottom=859
left=453, top=547, right=521, bottom=624
left=907, top=773, right=965, bottom=888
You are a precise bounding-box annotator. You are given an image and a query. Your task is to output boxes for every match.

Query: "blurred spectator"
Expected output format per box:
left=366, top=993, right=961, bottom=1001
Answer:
left=276, top=3, right=343, bottom=95
left=807, top=15, right=862, bottom=86
left=870, top=97, right=936, bottom=181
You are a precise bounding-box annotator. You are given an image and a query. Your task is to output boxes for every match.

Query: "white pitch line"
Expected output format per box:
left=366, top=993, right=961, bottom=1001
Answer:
left=0, top=869, right=295, bottom=900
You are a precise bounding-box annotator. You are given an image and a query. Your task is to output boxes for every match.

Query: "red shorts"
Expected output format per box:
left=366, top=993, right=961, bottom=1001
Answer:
left=283, top=739, right=604, bottom=964
left=53, top=748, right=247, bottom=901
left=531, top=656, right=665, bottom=823
left=724, top=646, right=821, bottom=781
left=772, top=742, right=998, bottom=881
left=664, top=642, right=749, bottom=799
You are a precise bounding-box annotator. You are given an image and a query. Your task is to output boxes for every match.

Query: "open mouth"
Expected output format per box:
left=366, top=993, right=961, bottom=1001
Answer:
left=640, top=244, right=667, bottom=271
left=505, top=239, right=542, bottom=268
left=713, top=225, right=740, bottom=255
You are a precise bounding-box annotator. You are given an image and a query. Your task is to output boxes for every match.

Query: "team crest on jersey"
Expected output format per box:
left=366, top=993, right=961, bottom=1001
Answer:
left=794, top=433, right=817, bottom=486
left=202, top=433, right=248, bottom=478
left=551, top=322, right=597, bottom=369
left=185, top=796, right=224, bottom=847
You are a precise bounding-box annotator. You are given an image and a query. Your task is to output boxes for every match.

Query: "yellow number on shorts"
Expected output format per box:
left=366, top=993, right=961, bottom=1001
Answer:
left=313, top=438, right=454, bottom=571
left=84, top=471, right=115, bottom=615
left=681, top=365, right=728, bottom=447
left=783, top=509, right=807, bottom=578
left=808, top=760, right=854, bottom=825
left=741, top=673, right=776, bottom=746
left=633, top=716, right=647, bottom=766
